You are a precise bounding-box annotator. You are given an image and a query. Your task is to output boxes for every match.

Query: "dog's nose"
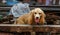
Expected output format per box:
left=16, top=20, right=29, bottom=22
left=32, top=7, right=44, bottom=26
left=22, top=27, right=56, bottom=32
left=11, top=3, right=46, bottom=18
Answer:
left=36, top=17, right=39, bottom=19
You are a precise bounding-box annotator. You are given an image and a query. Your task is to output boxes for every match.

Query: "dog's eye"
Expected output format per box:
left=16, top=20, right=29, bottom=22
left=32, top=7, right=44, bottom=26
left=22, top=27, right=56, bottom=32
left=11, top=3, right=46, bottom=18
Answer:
left=39, top=13, right=41, bottom=14
left=35, top=12, right=37, bottom=14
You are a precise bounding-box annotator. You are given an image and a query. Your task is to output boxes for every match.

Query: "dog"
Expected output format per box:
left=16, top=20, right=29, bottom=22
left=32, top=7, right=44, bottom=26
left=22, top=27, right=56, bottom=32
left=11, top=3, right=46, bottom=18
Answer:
left=14, top=8, right=46, bottom=25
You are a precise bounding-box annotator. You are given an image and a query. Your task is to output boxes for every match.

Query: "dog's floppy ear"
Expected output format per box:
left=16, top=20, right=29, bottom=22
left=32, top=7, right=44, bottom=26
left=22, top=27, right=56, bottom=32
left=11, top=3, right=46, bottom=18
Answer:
left=27, top=10, right=34, bottom=25
left=39, top=11, right=46, bottom=25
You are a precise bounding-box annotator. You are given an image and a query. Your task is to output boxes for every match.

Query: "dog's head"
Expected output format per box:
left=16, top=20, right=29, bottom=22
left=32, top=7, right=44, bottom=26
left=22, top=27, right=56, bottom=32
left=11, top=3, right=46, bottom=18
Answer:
left=28, top=8, right=46, bottom=25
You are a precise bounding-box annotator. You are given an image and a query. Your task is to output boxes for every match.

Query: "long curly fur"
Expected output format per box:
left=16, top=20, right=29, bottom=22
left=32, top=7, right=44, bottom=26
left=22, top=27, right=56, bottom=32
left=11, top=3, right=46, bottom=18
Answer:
left=14, top=8, right=46, bottom=25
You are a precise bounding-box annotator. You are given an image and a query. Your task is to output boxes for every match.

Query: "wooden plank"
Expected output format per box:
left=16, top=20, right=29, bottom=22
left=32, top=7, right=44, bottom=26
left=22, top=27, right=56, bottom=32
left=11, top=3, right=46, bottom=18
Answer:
left=0, top=32, right=14, bottom=35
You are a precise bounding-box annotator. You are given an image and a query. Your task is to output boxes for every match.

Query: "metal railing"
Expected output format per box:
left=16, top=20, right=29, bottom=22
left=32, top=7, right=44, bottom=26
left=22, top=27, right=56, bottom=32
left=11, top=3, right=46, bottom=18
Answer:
left=0, top=24, right=60, bottom=27
left=0, top=6, right=60, bottom=11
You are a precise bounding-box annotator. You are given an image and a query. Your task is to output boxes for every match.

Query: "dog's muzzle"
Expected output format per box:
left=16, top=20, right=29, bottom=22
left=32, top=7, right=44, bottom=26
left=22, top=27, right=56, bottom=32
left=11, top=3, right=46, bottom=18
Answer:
left=34, top=14, right=41, bottom=25
left=35, top=17, right=40, bottom=24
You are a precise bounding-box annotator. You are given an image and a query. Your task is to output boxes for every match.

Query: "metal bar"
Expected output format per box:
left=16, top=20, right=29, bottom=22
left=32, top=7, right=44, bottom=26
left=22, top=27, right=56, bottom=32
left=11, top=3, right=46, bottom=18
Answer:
left=0, top=24, right=60, bottom=27
left=0, top=7, right=60, bottom=11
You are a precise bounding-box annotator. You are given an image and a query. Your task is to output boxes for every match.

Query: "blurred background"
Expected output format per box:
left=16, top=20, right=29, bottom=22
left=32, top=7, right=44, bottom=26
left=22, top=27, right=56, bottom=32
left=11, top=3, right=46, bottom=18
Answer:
left=0, top=0, right=60, bottom=6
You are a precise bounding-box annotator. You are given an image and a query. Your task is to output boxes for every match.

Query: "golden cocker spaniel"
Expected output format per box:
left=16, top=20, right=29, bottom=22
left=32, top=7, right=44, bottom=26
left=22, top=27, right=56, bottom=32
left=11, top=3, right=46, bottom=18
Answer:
left=14, top=8, right=46, bottom=25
